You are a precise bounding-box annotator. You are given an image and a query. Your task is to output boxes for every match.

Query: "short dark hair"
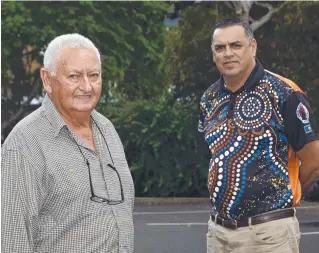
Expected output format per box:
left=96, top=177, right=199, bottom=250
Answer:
left=212, top=17, right=254, bottom=43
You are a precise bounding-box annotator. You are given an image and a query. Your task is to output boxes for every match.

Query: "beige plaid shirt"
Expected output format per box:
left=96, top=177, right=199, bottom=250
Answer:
left=2, top=95, right=135, bottom=253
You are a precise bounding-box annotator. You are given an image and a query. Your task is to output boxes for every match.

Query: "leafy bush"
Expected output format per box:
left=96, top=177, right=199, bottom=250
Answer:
left=103, top=98, right=210, bottom=197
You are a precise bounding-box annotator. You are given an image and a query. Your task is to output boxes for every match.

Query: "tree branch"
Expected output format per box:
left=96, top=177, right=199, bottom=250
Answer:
left=232, top=1, right=245, bottom=15
left=1, top=73, right=42, bottom=132
left=250, top=2, right=274, bottom=31
left=223, top=1, right=273, bottom=31
left=225, top=1, right=254, bottom=23
left=224, top=1, right=234, bottom=11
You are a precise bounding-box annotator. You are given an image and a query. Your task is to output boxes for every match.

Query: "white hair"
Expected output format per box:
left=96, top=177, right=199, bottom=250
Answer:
left=43, top=33, right=101, bottom=76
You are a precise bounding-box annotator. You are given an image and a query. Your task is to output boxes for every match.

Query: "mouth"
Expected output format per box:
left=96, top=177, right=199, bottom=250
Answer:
left=224, top=61, right=237, bottom=65
left=75, top=95, right=92, bottom=99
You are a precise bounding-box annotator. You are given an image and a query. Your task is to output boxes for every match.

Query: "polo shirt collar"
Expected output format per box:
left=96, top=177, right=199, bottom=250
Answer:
left=218, top=59, right=265, bottom=94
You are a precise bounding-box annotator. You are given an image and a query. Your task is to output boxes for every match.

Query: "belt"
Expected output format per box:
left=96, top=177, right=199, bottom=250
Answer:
left=210, top=208, right=296, bottom=230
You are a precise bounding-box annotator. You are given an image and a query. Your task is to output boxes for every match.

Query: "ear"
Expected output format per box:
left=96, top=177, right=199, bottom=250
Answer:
left=40, top=68, right=53, bottom=94
left=211, top=45, right=216, bottom=63
left=251, top=39, right=257, bottom=58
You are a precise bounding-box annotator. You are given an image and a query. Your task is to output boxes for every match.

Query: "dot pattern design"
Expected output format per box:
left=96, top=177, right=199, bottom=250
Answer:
left=201, top=72, right=296, bottom=220
left=233, top=87, right=272, bottom=130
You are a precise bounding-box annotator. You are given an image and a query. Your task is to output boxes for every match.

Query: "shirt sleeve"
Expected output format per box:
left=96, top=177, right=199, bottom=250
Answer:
left=1, top=149, right=39, bottom=253
left=283, top=91, right=319, bottom=152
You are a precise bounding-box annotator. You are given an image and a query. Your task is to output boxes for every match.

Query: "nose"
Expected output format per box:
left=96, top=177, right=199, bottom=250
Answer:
left=79, top=75, right=92, bottom=93
left=224, top=45, right=234, bottom=57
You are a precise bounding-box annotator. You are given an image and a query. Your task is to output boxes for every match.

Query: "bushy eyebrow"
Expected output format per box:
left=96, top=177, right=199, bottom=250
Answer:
left=66, top=69, right=101, bottom=74
left=213, top=40, right=242, bottom=48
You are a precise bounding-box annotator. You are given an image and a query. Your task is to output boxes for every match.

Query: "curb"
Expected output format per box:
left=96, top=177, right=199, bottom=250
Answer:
left=135, top=197, right=319, bottom=208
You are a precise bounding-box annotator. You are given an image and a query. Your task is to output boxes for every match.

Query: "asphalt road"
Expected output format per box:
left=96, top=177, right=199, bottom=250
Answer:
left=133, top=203, right=319, bottom=253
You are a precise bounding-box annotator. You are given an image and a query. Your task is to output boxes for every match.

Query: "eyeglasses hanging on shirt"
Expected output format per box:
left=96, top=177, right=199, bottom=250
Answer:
left=72, top=117, right=124, bottom=204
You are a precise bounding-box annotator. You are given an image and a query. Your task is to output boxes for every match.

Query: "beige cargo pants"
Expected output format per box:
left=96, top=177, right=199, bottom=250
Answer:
left=206, top=216, right=301, bottom=253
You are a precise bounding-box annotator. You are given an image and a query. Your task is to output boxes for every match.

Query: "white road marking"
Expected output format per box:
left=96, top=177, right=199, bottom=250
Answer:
left=296, top=206, right=319, bottom=210
left=147, top=223, right=207, bottom=226
left=301, top=232, right=319, bottom=235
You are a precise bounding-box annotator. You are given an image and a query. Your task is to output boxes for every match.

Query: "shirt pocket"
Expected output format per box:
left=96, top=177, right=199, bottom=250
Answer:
left=253, top=219, right=289, bottom=245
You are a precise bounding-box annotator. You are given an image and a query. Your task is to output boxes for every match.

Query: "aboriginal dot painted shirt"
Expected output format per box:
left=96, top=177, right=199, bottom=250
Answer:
left=198, top=60, right=318, bottom=220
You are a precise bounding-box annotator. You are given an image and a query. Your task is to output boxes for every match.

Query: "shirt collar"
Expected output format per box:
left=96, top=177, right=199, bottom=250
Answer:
left=41, top=94, right=101, bottom=138
left=218, top=59, right=265, bottom=94
left=41, top=94, right=66, bottom=137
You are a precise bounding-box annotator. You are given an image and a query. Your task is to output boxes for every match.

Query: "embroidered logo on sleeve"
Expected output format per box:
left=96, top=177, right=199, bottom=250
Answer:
left=304, top=125, right=313, bottom=134
left=296, top=103, right=310, bottom=124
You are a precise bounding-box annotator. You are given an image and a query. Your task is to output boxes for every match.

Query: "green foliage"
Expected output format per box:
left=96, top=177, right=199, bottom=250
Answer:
left=103, top=97, right=209, bottom=197
left=1, top=1, right=169, bottom=92
left=1, top=1, right=170, bottom=136
left=162, top=3, right=230, bottom=103
left=256, top=1, right=319, bottom=124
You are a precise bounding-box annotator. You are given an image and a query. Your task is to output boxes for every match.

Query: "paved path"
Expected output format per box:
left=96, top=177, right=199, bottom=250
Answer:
left=133, top=203, right=319, bottom=253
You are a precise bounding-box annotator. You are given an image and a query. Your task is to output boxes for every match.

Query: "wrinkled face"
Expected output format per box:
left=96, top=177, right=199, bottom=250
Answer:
left=212, top=25, right=257, bottom=78
left=43, top=47, right=102, bottom=114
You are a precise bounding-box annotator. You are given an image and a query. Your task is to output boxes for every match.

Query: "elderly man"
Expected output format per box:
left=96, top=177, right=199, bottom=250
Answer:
left=198, top=18, right=319, bottom=253
left=2, top=34, right=135, bottom=253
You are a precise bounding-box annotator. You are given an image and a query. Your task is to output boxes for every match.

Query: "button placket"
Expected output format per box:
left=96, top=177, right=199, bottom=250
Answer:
left=227, top=94, right=237, bottom=119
